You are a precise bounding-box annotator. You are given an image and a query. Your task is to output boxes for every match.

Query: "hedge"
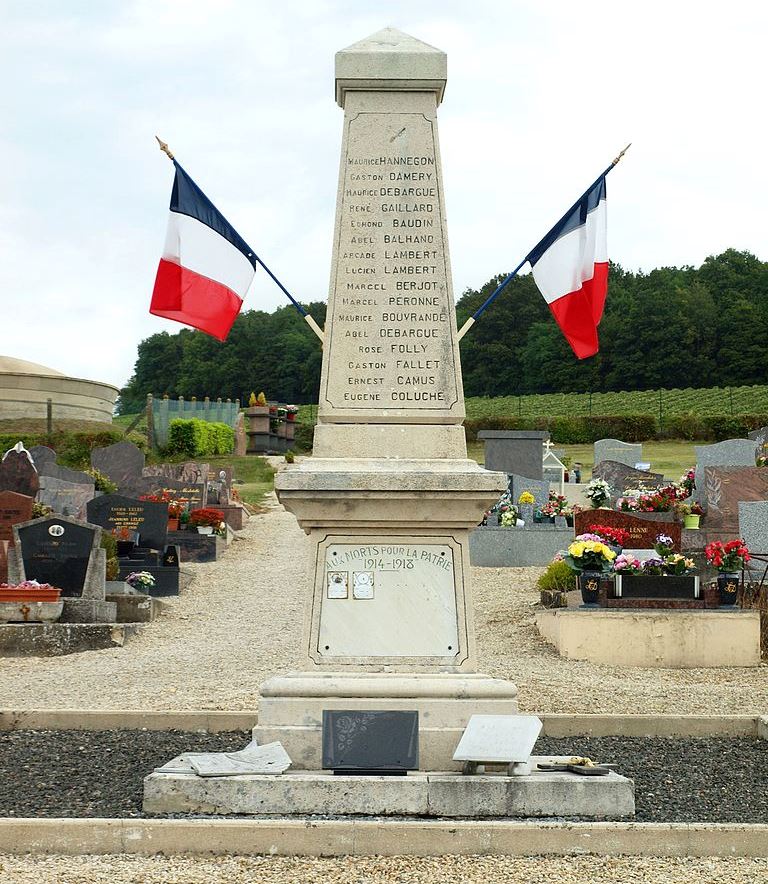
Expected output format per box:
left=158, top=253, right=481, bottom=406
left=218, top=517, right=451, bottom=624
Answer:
left=293, top=413, right=768, bottom=452
left=166, top=419, right=235, bottom=457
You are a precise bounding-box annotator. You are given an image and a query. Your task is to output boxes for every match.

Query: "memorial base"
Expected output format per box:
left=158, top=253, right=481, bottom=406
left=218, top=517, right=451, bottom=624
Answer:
left=254, top=671, right=519, bottom=771
left=0, top=621, right=144, bottom=656
left=59, top=598, right=117, bottom=624
left=143, top=766, right=634, bottom=819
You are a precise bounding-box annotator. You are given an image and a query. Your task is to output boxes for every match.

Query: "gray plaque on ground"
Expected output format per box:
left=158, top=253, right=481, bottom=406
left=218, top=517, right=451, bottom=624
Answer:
left=453, top=715, right=542, bottom=763
left=322, top=710, right=419, bottom=771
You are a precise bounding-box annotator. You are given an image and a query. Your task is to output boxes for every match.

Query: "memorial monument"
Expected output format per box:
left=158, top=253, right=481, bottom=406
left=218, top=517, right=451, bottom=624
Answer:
left=145, top=29, right=635, bottom=819
left=257, top=27, right=517, bottom=768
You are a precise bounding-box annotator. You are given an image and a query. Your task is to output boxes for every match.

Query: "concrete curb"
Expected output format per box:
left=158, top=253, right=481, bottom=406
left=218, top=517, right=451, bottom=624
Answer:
left=0, top=710, right=762, bottom=737
left=1, top=819, right=768, bottom=857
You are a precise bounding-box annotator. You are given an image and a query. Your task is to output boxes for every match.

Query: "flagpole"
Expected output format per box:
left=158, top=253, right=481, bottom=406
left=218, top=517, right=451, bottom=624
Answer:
left=455, top=144, right=631, bottom=343
left=155, top=137, right=324, bottom=344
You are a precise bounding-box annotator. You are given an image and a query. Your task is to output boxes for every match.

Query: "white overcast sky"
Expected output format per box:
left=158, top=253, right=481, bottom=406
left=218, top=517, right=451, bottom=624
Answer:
left=2, top=0, right=766, bottom=389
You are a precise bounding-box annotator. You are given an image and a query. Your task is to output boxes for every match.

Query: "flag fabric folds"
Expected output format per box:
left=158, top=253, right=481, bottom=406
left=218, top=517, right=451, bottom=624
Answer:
left=150, top=161, right=257, bottom=341
left=527, top=176, right=608, bottom=359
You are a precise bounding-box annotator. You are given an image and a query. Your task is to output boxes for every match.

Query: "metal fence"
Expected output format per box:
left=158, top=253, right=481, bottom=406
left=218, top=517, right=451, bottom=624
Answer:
left=147, top=394, right=241, bottom=450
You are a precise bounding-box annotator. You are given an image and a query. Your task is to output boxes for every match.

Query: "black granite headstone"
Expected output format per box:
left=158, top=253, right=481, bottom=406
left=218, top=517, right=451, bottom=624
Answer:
left=87, top=493, right=168, bottom=550
left=162, top=545, right=180, bottom=567
left=17, top=518, right=95, bottom=598
left=322, top=710, right=419, bottom=773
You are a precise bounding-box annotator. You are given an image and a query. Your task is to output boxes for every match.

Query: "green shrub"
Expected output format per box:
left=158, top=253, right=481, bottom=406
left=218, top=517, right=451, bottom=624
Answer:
left=293, top=421, right=315, bottom=453
left=0, top=429, right=135, bottom=469
left=166, top=419, right=234, bottom=457
left=537, top=559, right=577, bottom=592
left=100, top=531, right=119, bottom=581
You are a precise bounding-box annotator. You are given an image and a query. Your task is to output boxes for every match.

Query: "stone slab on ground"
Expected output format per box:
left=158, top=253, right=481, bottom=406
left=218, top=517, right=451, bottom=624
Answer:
left=143, top=767, right=634, bottom=818
left=0, top=622, right=144, bottom=656
left=166, top=531, right=225, bottom=563
left=469, top=525, right=572, bottom=567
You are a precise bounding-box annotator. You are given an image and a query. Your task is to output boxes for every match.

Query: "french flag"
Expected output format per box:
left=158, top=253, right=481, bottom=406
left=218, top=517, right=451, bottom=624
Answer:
left=150, top=161, right=257, bottom=341
left=527, top=176, right=608, bottom=359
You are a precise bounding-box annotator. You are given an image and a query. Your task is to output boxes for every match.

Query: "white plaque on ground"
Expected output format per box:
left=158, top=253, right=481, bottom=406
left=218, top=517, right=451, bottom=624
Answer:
left=453, top=715, right=543, bottom=764
left=187, top=741, right=291, bottom=777
left=318, top=540, right=459, bottom=657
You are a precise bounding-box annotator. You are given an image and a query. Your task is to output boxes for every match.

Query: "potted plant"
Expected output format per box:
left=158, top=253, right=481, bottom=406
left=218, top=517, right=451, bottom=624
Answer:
left=584, top=478, right=611, bottom=509
left=112, top=526, right=138, bottom=557
left=125, top=571, right=156, bottom=594
left=499, top=505, right=521, bottom=527
left=286, top=405, right=298, bottom=422
left=705, top=539, right=750, bottom=606
left=167, top=498, right=184, bottom=532
left=189, top=507, right=225, bottom=535
left=677, top=501, right=704, bottom=529
left=563, top=535, right=616, bottom=606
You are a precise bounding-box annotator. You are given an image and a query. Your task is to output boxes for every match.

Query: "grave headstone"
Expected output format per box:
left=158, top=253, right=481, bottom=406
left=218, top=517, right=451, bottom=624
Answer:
left=143, top=461, right=210, bottom=485
left=453, top=714, right=542, bottom=765
left=510, top=475, right=550, bottom=512
left=87, top=493, right=168, bottom=550
left=748, top=426, right=768, bottom=452
left=14, top=516, right=99, bottom=598
left=0, top=491, right=34, bottom=543
left=574, top=509, right=681, bottom=550
left=694, top=439, right=759, bottom=499
left=591, top=461, right=664, bottom=495
left=322, top=710, right=419, bottom=771
left=37, top=476, right=95, bottom=520
left=593, top=439, right=642, bottom=468
left=703, top=466, right=768, bottom=534
left=478, top=431, right=549, bottom=479
left=0, top=443, right=39, bottom=497
left=738, top=501, right=768, bottom=554
left=28, top=446, right=57, bottom=470
left=90, top=440, right=146, bottom=490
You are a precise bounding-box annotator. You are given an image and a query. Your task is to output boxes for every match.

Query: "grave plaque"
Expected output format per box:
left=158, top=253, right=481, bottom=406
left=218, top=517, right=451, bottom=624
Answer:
left=91, top=441, right=146, bottom=490
left=453, top=714, right=542, bottom=764
left=318, top=539, right=459, bottom=659
left=703, top=466, right=768, bottom=534
left=694, top=439, right=759, bottom=498
left=591, top=461, right=664, bottom=494
left=87, top=493, right=168, bottom=550
left=574, top=509, right=681, bottom=550
left=322, top=710, right=419, bottom=771
left=0, top=444, right=39, bottom=497
left=0, top=491, right=34, bottom=543
left=16, top=518, right=96, bottom=597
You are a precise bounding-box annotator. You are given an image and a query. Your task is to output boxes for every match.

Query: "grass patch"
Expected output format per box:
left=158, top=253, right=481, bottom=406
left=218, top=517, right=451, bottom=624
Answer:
left=467, top=439, right=699, bottom=480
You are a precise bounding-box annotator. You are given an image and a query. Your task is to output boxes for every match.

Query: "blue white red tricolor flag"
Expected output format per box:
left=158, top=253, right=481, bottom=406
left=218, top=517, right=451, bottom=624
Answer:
left=526, top=175, right=608, bottom=359
left=150, top=161, right=257, bottom=341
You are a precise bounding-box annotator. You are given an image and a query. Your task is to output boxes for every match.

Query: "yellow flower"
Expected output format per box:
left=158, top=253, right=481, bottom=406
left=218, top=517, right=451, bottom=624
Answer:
left=518, top=491, right=535, bottom=505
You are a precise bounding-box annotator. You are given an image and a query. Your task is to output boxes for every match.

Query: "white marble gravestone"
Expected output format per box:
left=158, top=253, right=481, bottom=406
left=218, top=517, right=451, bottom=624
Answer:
left=262, top=28, right=516, bottom=770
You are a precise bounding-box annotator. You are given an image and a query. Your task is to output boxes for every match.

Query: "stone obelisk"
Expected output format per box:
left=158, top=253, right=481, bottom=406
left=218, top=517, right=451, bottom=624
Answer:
left=259, top=28, right=518, bottom=770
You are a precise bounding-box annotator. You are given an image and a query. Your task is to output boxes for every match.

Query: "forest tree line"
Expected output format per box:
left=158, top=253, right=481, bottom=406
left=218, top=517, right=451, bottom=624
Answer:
left=117, top=249, right=768, bottom=413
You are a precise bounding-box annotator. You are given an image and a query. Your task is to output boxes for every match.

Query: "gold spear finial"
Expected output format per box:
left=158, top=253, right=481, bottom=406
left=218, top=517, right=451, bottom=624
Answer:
left=155, top=135, right=174, bottom=161
left=612, top=143, right=632, bottom=166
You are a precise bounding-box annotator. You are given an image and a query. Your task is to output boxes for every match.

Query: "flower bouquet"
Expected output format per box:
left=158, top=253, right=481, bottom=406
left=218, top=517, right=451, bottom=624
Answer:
left=584, top=478, right=611, bottom=508
left=564, top=535, right=616, bottom=606
left=706, top=539, right=750, bottom=605
left=125, top=571, right=156, bottom=592
left=587, top=524, right=630, bottom=550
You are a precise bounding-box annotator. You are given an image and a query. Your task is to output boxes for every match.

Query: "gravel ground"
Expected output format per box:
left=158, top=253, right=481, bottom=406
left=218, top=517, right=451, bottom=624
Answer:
left=1, top=854, right=767, bottom=883
left=1, top=730, right=766, bottom=822
left=0, top=495, right=766, bottom=714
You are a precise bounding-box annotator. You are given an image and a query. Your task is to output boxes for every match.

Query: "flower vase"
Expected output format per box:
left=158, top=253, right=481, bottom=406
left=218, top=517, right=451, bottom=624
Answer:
left=578, top=571, right=602, bottom=607
left=683, top=514, right=700, bottom=529
left=716, top=573, right=739, bottom=606
left=197, top=526, right=214, bottom=535
left=167, top=518, right=179, bottom=532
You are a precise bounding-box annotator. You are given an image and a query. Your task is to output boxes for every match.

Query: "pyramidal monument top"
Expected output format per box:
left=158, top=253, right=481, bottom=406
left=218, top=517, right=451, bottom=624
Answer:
left=335, top=27, right=447, bottom=107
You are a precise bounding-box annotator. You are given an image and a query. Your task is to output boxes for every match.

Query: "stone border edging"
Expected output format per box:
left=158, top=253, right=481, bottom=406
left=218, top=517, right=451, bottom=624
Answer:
left=0, top=710, right=764, bottom=737
left=1, top=819, right=767, bottom=857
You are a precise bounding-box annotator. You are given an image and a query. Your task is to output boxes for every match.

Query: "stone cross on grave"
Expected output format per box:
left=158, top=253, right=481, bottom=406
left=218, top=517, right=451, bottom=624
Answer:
left=260, top=27, right=518, bottom=771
